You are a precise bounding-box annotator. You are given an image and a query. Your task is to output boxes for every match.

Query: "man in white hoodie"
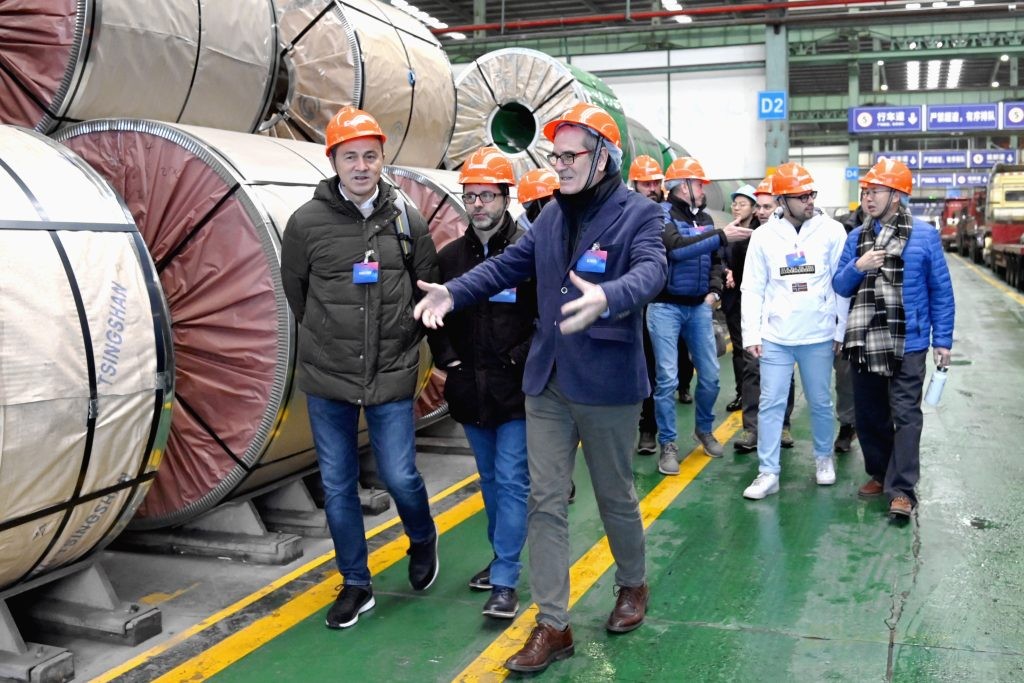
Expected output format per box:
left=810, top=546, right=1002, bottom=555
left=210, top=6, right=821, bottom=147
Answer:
left=740, top=162, right=849, bottom=500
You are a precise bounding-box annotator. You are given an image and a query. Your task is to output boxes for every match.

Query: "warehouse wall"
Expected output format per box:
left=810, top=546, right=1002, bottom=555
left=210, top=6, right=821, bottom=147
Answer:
left=571, top=45, right=768, bottom=181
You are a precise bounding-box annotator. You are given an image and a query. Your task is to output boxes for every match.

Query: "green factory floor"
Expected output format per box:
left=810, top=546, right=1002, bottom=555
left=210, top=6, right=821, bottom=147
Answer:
left=109, top=255, right=1024, bottom=682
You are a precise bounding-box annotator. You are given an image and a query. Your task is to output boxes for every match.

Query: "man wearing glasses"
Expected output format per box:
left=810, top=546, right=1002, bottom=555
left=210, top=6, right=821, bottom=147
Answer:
left=740, top=162, right=849, bottom=500
left=415, top=103, right=666, bottom=674
left=428, top=146, right=536, bottom=619
left=832, top=159, right=953, bottom=520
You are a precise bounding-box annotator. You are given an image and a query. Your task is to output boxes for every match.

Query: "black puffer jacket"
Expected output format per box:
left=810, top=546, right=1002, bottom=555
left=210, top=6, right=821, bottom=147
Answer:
left=428, top=214, right=537, bottom=427
left=281, top=177, right=438, bottom=405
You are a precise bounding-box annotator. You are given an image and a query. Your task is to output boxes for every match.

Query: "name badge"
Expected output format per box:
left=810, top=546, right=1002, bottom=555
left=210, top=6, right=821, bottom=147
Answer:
left=489, top=287, right=517, bottom=303
left=785, top=250, right=807, bottom=267
left=353, top=261, right=379, bottom=284
left=576, top=244, right=608, bottom=273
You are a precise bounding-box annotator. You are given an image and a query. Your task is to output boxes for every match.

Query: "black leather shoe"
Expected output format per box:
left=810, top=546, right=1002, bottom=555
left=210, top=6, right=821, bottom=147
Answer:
left=483, top=586, right=519, bottom=619
left=726, top=395, right=743, bottom=412
left=326, top=585, right=374, bottom=629
left=407, top=529, right=439, bottom=591
left=469, top=561, right=492, bottom=591
left=678, top=390, right=693, bottom=404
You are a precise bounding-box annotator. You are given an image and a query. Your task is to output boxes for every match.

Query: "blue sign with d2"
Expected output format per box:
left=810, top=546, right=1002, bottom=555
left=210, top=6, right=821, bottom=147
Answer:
left=757, top=91, right=787, bottom=120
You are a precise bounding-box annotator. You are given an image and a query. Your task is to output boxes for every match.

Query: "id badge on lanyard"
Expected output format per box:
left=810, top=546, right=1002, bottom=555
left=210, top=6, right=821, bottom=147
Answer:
left=576, top=242, right=607, bottom=273
left=353, top=250, right=379, bottom=284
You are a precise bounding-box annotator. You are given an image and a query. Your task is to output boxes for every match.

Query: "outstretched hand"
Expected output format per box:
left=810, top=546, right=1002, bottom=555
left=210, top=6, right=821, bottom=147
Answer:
left=414, top=280, right=453, bottom=329
left=559, top=271, right=608, bottom=334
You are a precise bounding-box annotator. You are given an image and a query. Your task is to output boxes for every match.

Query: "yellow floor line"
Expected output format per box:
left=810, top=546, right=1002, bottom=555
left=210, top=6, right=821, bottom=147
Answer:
left=91, top=473, right=480, bottom=683
left=454, top=411, right=743, bottom=682
left=958, top=257, right=1024, bottom=306
left=151, top=486, right=486, bottom=683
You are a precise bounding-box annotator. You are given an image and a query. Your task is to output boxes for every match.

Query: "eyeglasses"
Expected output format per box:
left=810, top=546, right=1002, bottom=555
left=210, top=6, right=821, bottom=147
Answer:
left=546, top=150, right=591, bottom=166
left=860, top=188, right=889, bottom=199
left=789, top=191, right=818, bottom=203
left=461, top=191, right=501, bottom=204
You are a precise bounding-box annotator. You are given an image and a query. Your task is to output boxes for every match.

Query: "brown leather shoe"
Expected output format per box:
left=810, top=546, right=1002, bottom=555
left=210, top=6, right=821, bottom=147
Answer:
left=606, top=584, right=649, bottom=633
left=504, top=623, right=574, bottom=673
left=858, top=479, right=884, bottom=498
left=889, top=496, right=913, bottom=519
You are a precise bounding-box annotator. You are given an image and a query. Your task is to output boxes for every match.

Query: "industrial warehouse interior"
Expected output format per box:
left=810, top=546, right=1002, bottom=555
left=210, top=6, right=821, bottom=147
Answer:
left=0, top=1, right=1022, bottom=681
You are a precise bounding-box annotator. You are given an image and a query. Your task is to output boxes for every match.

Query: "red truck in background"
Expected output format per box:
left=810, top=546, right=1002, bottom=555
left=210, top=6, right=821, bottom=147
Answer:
left=940, top=197, right=971, bottom=252
left=980, top=164, right=1024, bottom=289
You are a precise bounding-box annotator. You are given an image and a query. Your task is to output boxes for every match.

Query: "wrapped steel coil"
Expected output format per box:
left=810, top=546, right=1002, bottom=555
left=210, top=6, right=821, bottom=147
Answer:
left=625, top=117, right=666, bottom=174
left=0, top=125, right=173, bottom=587
left=266, top=0, right=456, bottom=168
left=56, top=121, right=444, bottom=528
left=447, top=48, right=630, bottom=180
left=0, top=0, right=278, bottom=134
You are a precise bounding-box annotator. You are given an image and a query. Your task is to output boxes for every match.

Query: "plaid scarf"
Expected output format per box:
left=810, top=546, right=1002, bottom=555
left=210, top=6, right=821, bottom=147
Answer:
left=843, top=208, right=912, bottom=376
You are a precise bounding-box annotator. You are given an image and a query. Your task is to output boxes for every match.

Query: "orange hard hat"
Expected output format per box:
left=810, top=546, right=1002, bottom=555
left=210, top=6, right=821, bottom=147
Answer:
left=628, top=155, right=664, bottom=182
left=771, top=162, right=815, bottom=196
left=517, top=168, right=560, bottom=203
left=860, top=158, right=912, bottom=194
left=754, top=175, right=774, bottom=196
left=664, top=156, right=710, bottom=184
left=542, top=102, right=621, bottom=149
left=458, top=146, right=515, bottom=185
left=325, top=106, right=386, bottom=157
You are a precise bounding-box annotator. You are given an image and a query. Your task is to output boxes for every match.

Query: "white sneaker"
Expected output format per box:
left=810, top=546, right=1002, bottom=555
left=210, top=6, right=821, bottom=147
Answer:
left=742, top=472, right=780, bottom=500
left=815, top=456, right=836, bottom=485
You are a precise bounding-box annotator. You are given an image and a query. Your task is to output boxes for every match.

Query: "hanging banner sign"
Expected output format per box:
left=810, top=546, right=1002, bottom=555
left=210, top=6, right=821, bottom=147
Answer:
left=872, top=151, right=921, bottom=169
left=920, top=150, right=969, bottom=169
left=969, top=149, right=1017, bottom=167
left=926, top=104, right=999, bottom=131
left=849, top=106, right=923, bottom=133
left=1001, top=102, right=1024, bottom=129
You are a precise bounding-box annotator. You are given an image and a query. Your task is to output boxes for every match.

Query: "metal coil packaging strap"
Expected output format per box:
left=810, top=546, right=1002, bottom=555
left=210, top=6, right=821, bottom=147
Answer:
left=0, top=125, right=173, bottom=588
left=0, top=0, right=278, bottom=134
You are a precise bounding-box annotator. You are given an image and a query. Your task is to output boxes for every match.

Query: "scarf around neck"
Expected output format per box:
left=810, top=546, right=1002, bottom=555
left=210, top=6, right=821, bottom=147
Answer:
left=842, top=208, right=912, bottom=376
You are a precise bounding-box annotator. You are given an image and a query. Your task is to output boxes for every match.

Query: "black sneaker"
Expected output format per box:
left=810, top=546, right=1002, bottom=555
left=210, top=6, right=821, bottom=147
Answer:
left=834, top=424, right=856, bottom=453
left=407, top=528, right=439, bottom=591
left=568, top=480, right=576, bottom=504
left=326, top=585, right=374, bottom=629
left=469, top=562, right=492, bottom=591
left=726, top=395, right=743, bottom=412
left=678, top=389, right=693, bottom=404
left=482, top=586, right=519, bottom=619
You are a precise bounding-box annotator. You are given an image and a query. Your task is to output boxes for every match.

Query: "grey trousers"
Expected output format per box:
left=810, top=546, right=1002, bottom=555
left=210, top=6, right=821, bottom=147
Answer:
left=834, top=355, right=856, bottom=426
left=524, top=378, right=646, bottom=630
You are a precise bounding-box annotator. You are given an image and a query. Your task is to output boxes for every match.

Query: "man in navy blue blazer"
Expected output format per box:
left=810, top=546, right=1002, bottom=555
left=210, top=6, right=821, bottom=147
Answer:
left=416, top=103, right=667, bottom=674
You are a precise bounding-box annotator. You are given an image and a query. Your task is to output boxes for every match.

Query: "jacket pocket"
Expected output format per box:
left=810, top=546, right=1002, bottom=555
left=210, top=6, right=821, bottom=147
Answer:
left=586, top=324, right=634, bottom=343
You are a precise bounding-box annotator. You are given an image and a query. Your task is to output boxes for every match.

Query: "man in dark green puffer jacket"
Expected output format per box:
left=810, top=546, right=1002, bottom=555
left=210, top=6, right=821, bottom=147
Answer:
left=280, top=107, right=439, bottom=631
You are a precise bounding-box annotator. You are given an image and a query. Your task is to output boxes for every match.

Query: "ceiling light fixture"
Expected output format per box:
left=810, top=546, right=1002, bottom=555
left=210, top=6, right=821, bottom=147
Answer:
left=445, top=31, right=467, bottom=40
left=1002, top=54, right=1011, bottom=62
left=993, top=81, right=1001, bottom=87
left=926, top=59, right=942, bottom=89
left=674, top=15, right=693, bottom=23
left=906, top=61, right=921, bottom=90
left=946, top=59, right=963, bottom=89
left=932, top=1, right=948, bottom=7
left=959, top=0, right=975, bottom=5
left=906, top=2, right=922, bottom=8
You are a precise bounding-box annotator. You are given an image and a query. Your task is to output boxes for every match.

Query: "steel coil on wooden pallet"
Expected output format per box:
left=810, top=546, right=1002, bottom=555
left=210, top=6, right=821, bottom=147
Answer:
left=0, top=125, right=173, bottom=588
left=55, top=121, right=446, bottom=528
left=0, top=0, right=278, bottom=134
left=265, top=0, right=456, bottom=168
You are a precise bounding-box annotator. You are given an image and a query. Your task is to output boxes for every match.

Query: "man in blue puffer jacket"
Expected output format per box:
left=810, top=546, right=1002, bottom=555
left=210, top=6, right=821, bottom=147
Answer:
left=832, top=159, right=954, bottom=521
left=647, top=157, right=752, bottom=475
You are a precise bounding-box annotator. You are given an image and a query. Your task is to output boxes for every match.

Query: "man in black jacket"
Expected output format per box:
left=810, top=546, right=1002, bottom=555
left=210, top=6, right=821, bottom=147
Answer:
left=280, top=107, right=439, bottom=630
left=429, top=146, right=537, bottom=619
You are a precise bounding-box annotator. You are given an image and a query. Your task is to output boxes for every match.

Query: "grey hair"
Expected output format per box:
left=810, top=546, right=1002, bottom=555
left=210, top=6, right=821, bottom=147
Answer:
left=553, top=122, right=621, bottom=175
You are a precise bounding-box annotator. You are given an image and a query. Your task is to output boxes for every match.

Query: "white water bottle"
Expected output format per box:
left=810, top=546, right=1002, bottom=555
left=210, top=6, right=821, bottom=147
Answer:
left=924, top=366, right=948, bottom=406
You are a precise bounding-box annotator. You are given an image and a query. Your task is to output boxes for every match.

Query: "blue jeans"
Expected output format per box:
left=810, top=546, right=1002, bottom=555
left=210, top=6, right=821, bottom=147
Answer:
left=463, top=420, right=529, bottom=589
left=757, top=340, right=836, bottom=474
left=647, top=302, right=720, bottom=441
left=307, top=394, right=434, bottom=586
